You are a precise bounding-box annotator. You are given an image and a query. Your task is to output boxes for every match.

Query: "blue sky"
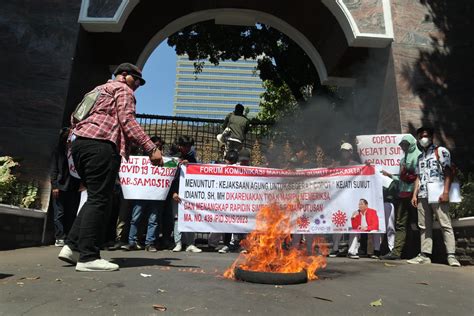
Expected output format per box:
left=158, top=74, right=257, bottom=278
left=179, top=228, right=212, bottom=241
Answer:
left=135, top=42, right=177, bottom=115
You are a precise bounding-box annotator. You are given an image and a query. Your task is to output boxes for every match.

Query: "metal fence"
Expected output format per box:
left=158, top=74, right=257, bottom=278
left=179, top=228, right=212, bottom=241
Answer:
left=136, top=114, right=274, bottom=162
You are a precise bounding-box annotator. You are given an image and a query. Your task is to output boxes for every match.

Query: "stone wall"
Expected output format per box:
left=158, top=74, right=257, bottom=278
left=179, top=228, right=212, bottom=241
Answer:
left=0, top=0, right=81, bottom=211
left=390, top=0, right=474, bottom=171
left=0, top=205, right=46, bottom=250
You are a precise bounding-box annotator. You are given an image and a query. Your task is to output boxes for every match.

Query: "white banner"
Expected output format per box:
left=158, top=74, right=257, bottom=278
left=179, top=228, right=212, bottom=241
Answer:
left=178, top=164, right=385, bottom=234
left=119, top=156, right=178, bottom=200
left=356, top=134, right=410, bottom=174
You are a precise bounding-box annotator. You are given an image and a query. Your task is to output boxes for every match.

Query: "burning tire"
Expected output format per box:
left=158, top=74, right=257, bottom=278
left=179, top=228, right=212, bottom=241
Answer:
left=234, top=267, right=308, bottom=285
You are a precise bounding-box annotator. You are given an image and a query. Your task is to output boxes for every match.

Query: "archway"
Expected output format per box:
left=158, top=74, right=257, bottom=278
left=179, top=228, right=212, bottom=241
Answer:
left=136, top=9, right=329, bottom=85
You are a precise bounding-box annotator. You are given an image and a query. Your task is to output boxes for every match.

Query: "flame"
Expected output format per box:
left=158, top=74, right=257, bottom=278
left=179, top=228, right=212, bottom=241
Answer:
left=224, top=203, right=327, bottom=281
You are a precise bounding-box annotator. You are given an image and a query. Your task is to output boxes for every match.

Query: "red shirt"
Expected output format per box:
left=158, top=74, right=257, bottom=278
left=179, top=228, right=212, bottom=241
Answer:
left=71, top=79, right=155, bottom=159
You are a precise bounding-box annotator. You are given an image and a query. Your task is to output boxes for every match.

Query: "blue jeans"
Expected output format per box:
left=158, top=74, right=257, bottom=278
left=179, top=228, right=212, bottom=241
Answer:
left=128, top=200, right=163, bottom=246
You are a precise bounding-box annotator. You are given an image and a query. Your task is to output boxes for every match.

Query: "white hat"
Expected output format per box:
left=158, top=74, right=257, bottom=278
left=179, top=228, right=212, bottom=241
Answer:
left=340, top=143, right=353, bottom=151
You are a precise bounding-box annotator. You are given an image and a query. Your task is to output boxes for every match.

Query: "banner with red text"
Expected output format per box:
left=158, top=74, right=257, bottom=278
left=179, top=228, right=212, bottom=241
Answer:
left=119, top=156, right=178, bottom=200
left=356, top=134, right=410, bottom=174
left=178, top=164, right=385, bottom=233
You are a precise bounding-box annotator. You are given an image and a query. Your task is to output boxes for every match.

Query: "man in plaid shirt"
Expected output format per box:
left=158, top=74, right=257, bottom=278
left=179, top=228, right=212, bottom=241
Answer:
left=58, top=63, right=163, bottom=272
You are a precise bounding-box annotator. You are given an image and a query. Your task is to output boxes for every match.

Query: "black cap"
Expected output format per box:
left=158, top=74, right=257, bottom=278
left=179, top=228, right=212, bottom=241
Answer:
left=416, top=126, right=434, bottom=136
left=113, top=63, right=146, bottom=86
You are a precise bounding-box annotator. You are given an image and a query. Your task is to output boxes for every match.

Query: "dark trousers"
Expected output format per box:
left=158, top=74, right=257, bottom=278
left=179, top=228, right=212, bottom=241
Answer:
left=52, top=190, right=80, bottom=240
left=67, top=138, right=121, bottom=262
left=393, top=196, right=417, bottom=257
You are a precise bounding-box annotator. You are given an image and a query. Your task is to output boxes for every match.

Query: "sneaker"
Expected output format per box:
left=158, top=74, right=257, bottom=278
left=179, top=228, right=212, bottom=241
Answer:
left=218, top=246, right=230, bottom=254
left=328, top=250, right=338, bottom=258
left=380, top=252, right=401, bottom=260
left=447, top=255, right=461, bottom=267
left=145, top=245, right=158, bottom=252
left=370, top=251, right=381, bottom=260
left=348, top=253, right=360, bottom=259
left=108, top=241, right=126, bottom=251
left=75, top=259, right=119, bottom=272
left=58, top=245, right=79, bottom=265
left=55, top=239, right=65, bottom=247
left=185, top=245, right=202, bottom=253
left=407, top=254, right=431, bottom=265
left=172, top=242, right=182, bottom=252
left=240, top=248, right=248, bottom=254
left=122, top=243, right=140, bottom=251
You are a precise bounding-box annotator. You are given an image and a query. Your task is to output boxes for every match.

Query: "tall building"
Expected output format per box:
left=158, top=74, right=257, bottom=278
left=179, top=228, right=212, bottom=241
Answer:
left=173, top=55, right=264, bottom=119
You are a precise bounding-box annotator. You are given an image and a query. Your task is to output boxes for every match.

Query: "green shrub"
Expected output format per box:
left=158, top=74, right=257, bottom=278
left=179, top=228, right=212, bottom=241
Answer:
left=0, top=156, right=18, bottom=203
left=450, top=172, right=474, bottom=219
left=0, top=156, right=40, bottom=209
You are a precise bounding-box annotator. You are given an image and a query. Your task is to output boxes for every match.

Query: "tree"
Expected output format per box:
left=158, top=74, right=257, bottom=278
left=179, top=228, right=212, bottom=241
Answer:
left=167, top=22, right=318, bottom=102
left=257, top=80, right=299, bottom=122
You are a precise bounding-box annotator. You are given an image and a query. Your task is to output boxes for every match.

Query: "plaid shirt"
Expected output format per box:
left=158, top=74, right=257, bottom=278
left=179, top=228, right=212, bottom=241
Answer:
left=71, top=79, right=155, bottom=160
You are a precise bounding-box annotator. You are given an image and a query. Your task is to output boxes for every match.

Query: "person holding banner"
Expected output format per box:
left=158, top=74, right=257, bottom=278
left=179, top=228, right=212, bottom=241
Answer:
left=123, top=137, right=166, bottom=252
left=329, top=142, right=360, bottom=258
left=58, top=63, right=164, bottom=272
left=407, top=127, right=460, bottom=267
left=380, top=135, right=420, bottom=260
left=170, top=136, right=202, bottom=253
left=289, top=142, right=316, bottom=253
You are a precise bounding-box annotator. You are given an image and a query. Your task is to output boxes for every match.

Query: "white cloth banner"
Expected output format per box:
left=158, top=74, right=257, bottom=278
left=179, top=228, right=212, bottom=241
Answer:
left=356, top=134, right=410, bottom=174
left=119, top=156, right=177, bottom=200
left=178, top=164, right=385, bottom=234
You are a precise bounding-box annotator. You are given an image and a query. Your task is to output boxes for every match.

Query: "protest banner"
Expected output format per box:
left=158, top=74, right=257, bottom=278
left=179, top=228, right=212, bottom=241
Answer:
left=119, top=156, right=178, bottom=200
left=356, top=134, right=410, bottom=174
left=178, top=164, right=385, bottom=234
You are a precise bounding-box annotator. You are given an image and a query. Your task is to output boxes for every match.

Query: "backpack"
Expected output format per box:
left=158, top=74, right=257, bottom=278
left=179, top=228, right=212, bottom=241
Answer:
left=72, top=89, right=101, bottom=123
left=434, top=146, right=459, bottom=180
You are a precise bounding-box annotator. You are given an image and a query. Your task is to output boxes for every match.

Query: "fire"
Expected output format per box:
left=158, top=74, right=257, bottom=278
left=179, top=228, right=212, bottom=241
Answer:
left=224, top=203, right=327, bottom=281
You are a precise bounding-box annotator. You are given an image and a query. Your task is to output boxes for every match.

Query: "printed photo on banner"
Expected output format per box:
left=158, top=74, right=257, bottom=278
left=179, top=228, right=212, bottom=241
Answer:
left=119, top=156, right=178, bottom=200
left=356, top=134, right=410, bottom=175
left=177, top=163, right=385, bottom=234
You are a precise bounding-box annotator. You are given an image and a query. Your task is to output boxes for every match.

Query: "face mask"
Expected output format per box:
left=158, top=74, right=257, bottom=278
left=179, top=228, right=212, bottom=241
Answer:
left=419, top=137, right=431, bottom=148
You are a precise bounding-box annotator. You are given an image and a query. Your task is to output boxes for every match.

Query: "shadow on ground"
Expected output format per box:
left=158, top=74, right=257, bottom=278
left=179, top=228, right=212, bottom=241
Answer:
left=109, top=257, right=201, bottom=269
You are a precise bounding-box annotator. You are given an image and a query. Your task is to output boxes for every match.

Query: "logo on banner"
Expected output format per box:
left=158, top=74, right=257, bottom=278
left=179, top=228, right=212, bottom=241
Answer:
left=314, top=214, right=327, bottom=225
left=331, top=210, right=347, bottom=227
left=297, top=215, right=310, bottom=229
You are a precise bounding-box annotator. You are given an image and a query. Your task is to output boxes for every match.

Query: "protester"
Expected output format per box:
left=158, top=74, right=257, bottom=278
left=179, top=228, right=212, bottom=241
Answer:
left=217, top=150, right=240, bottom=254
left=217, top=104, right=250, bottom=153
left=123, top=137, right=165, bottom=252
left=329, top=142, right=359, bottom=258
left=236, top=148, right=251, bottom=253
left=50, top=127, right=80, bottom=247
left=58, top=63, right=163, bottom=272
left=381, top=135, right=420, bottom=260
left=170, top=136, right=202, bottom=253
left=407, top=127, right=460, bottom=267
left=289, top=142, right=316, bottom=253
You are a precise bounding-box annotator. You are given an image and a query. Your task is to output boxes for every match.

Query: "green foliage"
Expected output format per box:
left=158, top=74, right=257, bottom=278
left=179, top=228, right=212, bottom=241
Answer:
left=257, top=80, right=299, bottom=122
left=0, top=156, right=39, bottom=209
left=167, top=22, right=318, bottom=101
left=450, top=172, right=474, bottom=218
left=0, top=156, right=18, bottom=203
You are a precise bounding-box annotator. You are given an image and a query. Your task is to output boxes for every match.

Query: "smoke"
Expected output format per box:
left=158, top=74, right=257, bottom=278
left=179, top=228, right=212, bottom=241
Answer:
left=268, top=48, right=394, bottom=163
